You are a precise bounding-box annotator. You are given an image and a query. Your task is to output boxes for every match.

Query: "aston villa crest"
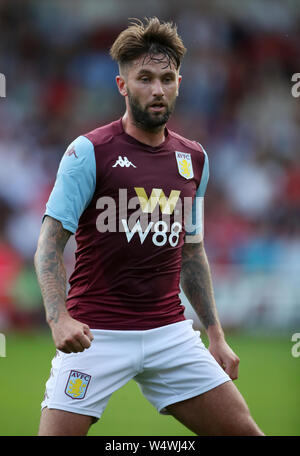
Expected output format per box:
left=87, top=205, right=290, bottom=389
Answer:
left=65, top=370, right=91, bottom=400
left=175, top=151, right=194, bottom=179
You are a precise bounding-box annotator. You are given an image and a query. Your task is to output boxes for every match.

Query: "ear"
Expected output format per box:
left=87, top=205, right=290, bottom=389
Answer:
left=116, top=75, right=128, bottom=97
left=176, top=75, right=182, bottom=96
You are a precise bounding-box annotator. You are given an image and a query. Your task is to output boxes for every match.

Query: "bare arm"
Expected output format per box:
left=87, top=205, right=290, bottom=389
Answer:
left=181, top=241, right=223, bottom=339
left=181, top=241, right=239, bottom=379
left=34, top=215, right=93, bottom=353
left=34, top=215, right=71, bottom=324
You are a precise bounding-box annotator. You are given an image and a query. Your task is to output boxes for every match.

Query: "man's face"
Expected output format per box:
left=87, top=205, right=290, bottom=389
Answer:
left=118, top=54, right=182, bottom=131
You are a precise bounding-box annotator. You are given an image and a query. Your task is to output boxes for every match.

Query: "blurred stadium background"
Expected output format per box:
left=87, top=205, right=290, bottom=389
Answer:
left=0, top=0, right=299, bottom=436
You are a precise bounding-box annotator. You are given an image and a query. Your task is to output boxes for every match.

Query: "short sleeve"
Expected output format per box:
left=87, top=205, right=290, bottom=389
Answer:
left=44, top=135, right=96, bottom=234
left=185, top=146, right=209, bottom=243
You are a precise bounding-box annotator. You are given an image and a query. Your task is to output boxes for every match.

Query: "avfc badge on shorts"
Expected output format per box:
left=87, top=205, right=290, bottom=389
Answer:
left=175, top=151, right=194, bottom=179
left=65, top=370, right=91, bottom=400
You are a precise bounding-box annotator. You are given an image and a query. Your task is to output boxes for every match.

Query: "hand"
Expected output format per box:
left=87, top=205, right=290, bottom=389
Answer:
left=208, top=338, right=240, bottom=380
left=49, top=314, right=94, bottom=354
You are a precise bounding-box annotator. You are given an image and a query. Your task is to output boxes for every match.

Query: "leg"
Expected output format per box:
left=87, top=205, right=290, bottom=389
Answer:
left=38, top=407, right=95, bottom=436
left=39, top=330, right=139, bottom=436
left=166, top=381, right=264, bottom=436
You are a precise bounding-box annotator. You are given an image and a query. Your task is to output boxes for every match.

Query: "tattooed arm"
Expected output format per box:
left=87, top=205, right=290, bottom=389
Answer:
left=181, top=241, right=239, bottom=379
left=34, top=215, right=93, bottom=353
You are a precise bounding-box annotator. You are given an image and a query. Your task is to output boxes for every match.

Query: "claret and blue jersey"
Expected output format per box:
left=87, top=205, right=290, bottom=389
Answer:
left=45, top=118, right=209, bottom=330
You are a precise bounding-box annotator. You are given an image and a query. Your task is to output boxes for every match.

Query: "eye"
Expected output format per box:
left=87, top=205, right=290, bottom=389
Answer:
left=140, top=76, right=150, bottom=83
left=163, top=75, right=174, bottom=84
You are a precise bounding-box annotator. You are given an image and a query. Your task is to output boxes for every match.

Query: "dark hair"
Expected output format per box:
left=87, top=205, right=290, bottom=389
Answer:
left=110, top=17, right=186, bottom=70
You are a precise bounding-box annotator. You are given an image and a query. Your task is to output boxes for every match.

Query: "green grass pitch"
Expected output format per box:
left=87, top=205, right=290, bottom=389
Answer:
left=0, top=330, right=299, bottom=436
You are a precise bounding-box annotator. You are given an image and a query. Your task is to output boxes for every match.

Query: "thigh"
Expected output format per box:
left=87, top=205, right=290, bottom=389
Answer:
left=41, top=330, right=140, bottom=427
left=38, top=407, right=94, bottom=436
left=166, top=380, right=264, bottom=436
left=135, top=320, right=231, bottom=414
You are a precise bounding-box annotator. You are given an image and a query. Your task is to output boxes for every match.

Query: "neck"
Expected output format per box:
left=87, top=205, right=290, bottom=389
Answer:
left=122, top=112, right=166, bottom=147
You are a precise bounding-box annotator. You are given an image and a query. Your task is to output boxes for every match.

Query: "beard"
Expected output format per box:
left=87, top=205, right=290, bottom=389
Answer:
left=127, top=89, right=176, bottom=132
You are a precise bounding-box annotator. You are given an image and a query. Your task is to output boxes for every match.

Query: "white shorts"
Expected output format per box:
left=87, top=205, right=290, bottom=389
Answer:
left=41, top=320, right=231, bottom=419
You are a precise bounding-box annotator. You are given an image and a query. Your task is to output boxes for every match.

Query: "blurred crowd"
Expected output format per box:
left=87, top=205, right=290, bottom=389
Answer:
left=0, top=0, right=299, bottom=329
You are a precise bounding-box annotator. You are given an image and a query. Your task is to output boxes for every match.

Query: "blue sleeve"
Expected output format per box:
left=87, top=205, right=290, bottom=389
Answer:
left=197, top=145, right=209, bottom=197
left=185, top=146, right=209, bottom=240
left=44, top=135, right=96, bottom=234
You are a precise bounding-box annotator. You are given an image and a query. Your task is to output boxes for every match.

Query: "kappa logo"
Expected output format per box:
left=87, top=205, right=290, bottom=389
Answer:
left=175, top=151, right=193, bottom=179
left=112, top=156, right=136, bottom=168
left=66, top=146, right=78, bottom=159
left=65, top=370, right=91, bottom=400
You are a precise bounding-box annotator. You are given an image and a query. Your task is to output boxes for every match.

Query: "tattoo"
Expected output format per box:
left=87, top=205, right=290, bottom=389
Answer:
left=180, top=242, right=218, bottom=330
left=34, top=216, right=71, bottom=324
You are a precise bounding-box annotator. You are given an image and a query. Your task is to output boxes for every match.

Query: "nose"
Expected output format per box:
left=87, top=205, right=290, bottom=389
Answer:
left=151, top=79, right=164, bottom=98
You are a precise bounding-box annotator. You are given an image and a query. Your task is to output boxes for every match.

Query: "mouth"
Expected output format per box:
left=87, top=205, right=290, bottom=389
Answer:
left=148, top=102, right=166, bottom=112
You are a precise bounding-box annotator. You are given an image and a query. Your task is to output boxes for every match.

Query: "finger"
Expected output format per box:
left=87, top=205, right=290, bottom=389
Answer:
left=225, top=358, right=239, bottom=380
left=83, top=325, right=94, bottom=342
left=57, top=346, right=71, bottom=354
left=63, top=337, right=85, bottom=353
left=58, top=337, right=84, bottom=353
left=231, top=362, right=239, bottom=380
left=77, top=332, right=92, bottom=349
left=56, top=341, right=72, bottom=354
